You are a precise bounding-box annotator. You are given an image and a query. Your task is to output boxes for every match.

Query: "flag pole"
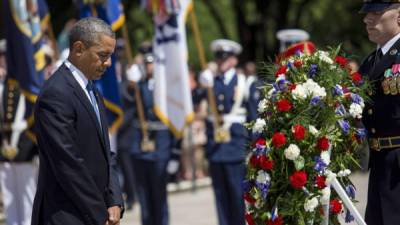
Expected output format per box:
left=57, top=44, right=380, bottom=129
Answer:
left=189, top=6, right=224, bottom=139
left=120, top=22, right=153, bottom=151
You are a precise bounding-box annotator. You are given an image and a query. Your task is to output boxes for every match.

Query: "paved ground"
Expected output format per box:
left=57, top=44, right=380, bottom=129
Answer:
left=0, top=172, right=369, bottom=225
left=121, top=172, right=369, bottom=225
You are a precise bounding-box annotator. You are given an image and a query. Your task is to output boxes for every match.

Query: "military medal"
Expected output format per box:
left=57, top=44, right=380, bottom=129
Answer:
left=214, top=127, right=231, bottom=143
left=141, top=136, right=155, bottom=152
left=382, top=69, right=392, bottom=95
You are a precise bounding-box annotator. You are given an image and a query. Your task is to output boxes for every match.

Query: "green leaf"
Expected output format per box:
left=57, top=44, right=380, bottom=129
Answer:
left=294, top=156, right=305, bottom=170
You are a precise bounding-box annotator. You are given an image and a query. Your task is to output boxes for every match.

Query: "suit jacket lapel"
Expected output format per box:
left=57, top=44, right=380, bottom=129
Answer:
left=61, top=65, right=107, bottom=149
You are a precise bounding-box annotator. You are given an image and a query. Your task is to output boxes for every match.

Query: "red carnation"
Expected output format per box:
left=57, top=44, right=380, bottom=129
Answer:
left=317, top=137, right=330, bottom=151
left=289, top=171, right=308, bottom=189
left=292, top=124, right=306, bottom=141
left=335, top=56, right=348, bottom=68
left=245, top=213, right=255, bottom=225
left=315, top=175, right=326, bottom=189
left=275, top=65, right=287, bottom=77
left=249, top=155, right=259, bottom=168
left=276, top=99, right=292, bottom=112
left=294, top=60, right=302, bottom=68
left=266, top=216, right=283, bottom=225
left=330, top=199, right=343, bottom=214
left=259, top=155, right=274, bottom=170
left=272, top=132, right=286, bottom=148
left=351, top=72, right=362, bottom=84
left=289, top=83, right=297, bottom=91
left=244, top=193, right=256, bottom=204
left=256, top=138, right=266, bottom=146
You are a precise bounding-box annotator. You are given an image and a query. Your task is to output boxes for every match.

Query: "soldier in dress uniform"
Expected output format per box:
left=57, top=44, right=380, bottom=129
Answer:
left=0, top=39, right=38, bottom=225
left=121, top=44, right=178, bottom=225
left=359, top=1, right=400, bottom=224
left=199, top=39, right=257, bottom=225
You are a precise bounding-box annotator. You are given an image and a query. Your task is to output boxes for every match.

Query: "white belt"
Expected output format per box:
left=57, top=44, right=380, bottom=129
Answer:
left=207, top=114, right=246, bottom=124
left=133, top=120, right=168, bottom=130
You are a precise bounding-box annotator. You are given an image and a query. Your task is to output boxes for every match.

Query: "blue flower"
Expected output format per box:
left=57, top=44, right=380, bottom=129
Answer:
left=273, top=78, right=289, bottom=92
left=310, top=96, right=321, bottom=106
left=345, top=184, right=356, bottom=199
left=313, top=156, right=327, bottom=172
left=308, top=64, right=318, bottom=77
left=345, top=209, right=355, bottom=223
left=335, top=104, right=347, bottom=116
left=356, top=128, right=367, bottom=139
left=333, top=84, right=344, bottom=96
left=287, top=61, right=294, bottom=69
left=350, top=93, right=363, bottom=105
left=295, top=50, right=303, bottom=57
left=256, top=182, right=270, bottom=199
left=338, top=120, right=350, bottom=134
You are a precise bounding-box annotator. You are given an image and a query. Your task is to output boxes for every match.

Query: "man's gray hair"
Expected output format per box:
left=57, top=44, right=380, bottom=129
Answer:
left=69, top=17, right=115, bottom=49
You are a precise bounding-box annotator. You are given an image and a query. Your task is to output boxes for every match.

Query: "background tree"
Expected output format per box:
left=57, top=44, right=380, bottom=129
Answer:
left=0, top=0, right=373, bottom=69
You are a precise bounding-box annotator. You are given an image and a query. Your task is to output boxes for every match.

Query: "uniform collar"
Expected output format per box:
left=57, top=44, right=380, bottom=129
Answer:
left=223, top=68, right=236, bottom=85
left=379, top=32, right=400, bottom=55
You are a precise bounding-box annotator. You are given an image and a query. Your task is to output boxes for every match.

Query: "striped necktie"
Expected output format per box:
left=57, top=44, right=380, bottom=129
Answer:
left=86, top=81, right=102, bottom=128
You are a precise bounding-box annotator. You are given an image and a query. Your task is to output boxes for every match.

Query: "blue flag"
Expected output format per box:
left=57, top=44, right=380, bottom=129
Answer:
left=79, top=0, right=124, bottom=133
left=3, top=0, right=46, bottom=139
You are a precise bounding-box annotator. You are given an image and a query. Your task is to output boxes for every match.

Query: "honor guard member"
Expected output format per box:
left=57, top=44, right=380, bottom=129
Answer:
left=122, top=44, right=178, bottom=225
left=199, top=39, right=257, bottom=225
left=0, top=39, right=38, bottom=225
left=359, top=1, right=400, bottom=224
left=115, top=38, right=136, bottom=210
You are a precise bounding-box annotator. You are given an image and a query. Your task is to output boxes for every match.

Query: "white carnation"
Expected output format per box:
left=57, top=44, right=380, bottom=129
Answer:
left=320, top=187, right=331, bottom=204
left=304, top=79, right=326, bottom=98
left=320, top=151, right=331, bottom=166
left=267, top=88, right=276, bottom=98
left=317, top=51, right=334, bottom=64
left=309, top=125, right=319, bottom=136
left=258, top=99, right=269, bottom=113
left=349, top=103, right=363, bottom=119
left=338, top=169, right=351, bottom=177
left=284, top=144, right=300, bottom=161
left=325, top=170, right=337, bottom=185
left=256, top=170, right=271, bottom=184
left=253, top=118, right=266, bottom=133
left=304, top=197, right=319, bottom=212
left=292, top=84, right=307, bottom=100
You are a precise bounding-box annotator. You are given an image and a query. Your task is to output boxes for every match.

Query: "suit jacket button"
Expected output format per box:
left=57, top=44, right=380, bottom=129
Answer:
left=368, top=109, right=373, bottom=115
left=371, top=128, right=376, bottom=134
left=218, top=104, right=224, bottom=111
left=218, top=94, right=224, bottom=100
left=368, top=90, right=373, bottom=96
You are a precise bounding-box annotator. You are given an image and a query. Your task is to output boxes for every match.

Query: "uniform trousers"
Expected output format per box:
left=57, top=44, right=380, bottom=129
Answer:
left=132, top=158, right=169, bottom=225
left=365, top=148, right=400, bottom=225
left=209, top=162, right=245, bottom=225
left=0, top=162, right=37, bottom=225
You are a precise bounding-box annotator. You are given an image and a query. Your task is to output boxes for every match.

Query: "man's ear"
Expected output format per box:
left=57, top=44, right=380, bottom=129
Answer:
left=72, top=41, right=85, bottom=57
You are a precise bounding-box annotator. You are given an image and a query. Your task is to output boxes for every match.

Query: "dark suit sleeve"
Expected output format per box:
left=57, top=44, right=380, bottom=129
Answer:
left=35, top=90, right=108, bottom=225
left=105, top=150, right=124, bottom=216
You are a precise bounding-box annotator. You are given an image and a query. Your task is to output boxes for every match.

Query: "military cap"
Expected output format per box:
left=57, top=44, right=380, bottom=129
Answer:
left=210, top=39, right=242, bottom=59
left=276, top=29, right=310, bottom=53
left=360, top=0, right=400, bottom=13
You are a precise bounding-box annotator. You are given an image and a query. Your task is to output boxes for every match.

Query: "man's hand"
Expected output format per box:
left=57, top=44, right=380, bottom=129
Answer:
left=106, top=206, right=121, bottom=225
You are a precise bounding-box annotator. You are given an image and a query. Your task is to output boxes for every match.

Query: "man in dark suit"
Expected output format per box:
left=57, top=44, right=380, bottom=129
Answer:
left=31, top=17, right=123, bottom=225
left=359, top=1, right=400, bottom=224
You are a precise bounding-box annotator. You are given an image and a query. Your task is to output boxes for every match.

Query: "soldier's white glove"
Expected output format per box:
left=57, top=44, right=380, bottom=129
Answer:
left=199, top=69, right=214, bottom=87
left=167, top=159, right=180, bottom=175
left=126, top=64, right=143, bottom=82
